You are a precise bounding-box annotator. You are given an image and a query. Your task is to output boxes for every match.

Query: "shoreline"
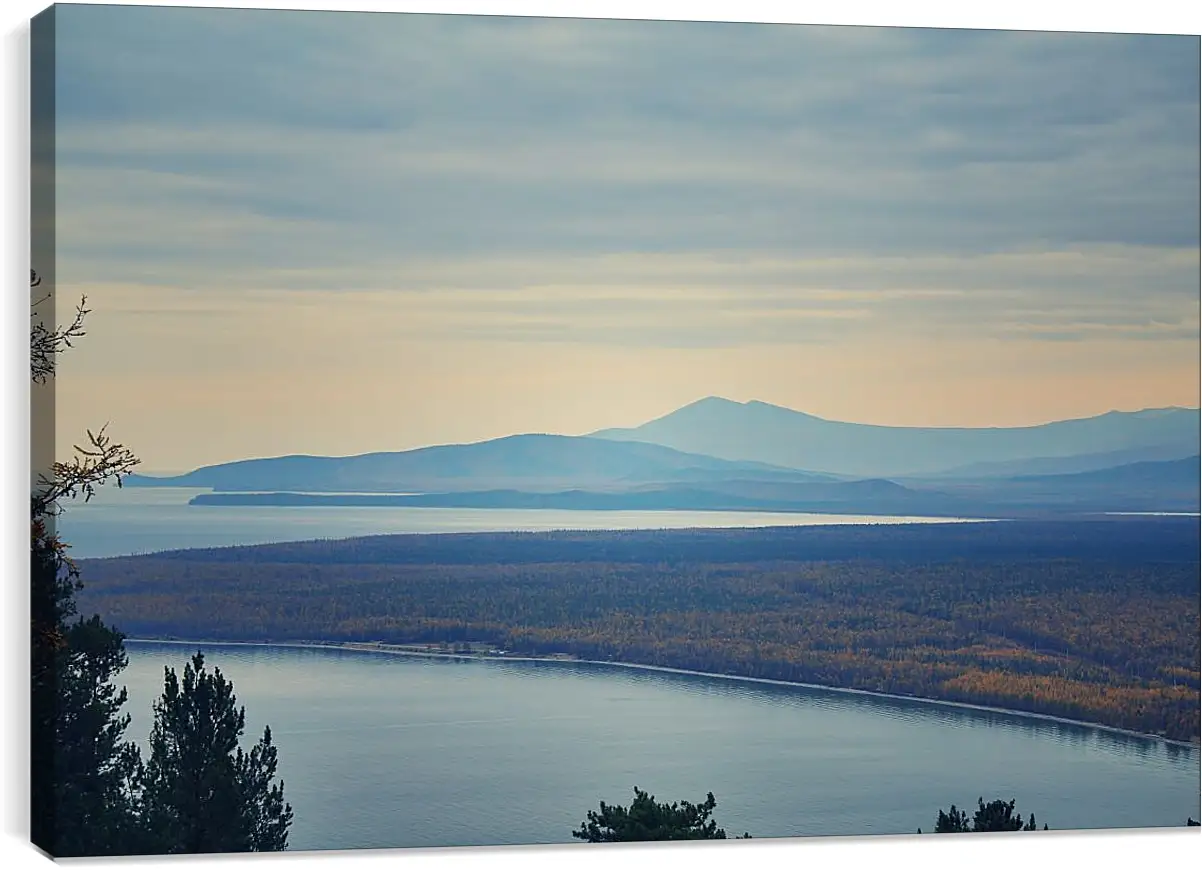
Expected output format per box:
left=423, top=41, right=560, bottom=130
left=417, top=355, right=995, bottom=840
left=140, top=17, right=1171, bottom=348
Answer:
left=125, top=637, right=1200, bottom=750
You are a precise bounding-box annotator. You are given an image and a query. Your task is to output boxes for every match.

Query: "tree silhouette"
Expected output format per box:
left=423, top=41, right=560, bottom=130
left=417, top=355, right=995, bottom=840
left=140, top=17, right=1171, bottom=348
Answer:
left=137, top=653, right=293, bottom=853
left=932, top=797, right=1046, bottom=833
left=573, top=787, right=750, bottom=842
left=30, top=268, right=89, bottom=385
left=30, top=268, right=142, bottom=856
left=29, top=269, right=288, bottom=856
left=933, top=804, right=970, bottom=833
left=32, top=606, right=143, bottom=855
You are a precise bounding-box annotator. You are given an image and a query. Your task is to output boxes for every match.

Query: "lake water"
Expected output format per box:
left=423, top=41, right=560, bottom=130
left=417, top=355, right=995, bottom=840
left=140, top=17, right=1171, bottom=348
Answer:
left=59, top=487, right=989, bottom=559
left=121, top=641, right=1200, bottom=853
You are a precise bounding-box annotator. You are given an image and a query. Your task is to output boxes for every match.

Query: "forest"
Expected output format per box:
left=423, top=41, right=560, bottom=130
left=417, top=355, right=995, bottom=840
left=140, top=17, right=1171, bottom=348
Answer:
left=75, top=519, right=1201, bottom=742
left=118, top=517, right=1199, bottom=565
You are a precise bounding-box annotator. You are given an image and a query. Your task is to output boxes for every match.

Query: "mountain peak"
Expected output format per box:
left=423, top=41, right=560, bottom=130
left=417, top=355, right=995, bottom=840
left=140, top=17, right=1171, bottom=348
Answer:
left=687, top=396, right=746, bottom=409
left=590, top=395, right=1200, bottom=478
left=681, top=396, right=823, bottom=418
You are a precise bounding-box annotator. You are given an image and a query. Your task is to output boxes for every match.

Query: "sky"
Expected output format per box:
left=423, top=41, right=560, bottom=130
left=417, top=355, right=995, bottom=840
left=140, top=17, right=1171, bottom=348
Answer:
left=42, top=3, right=1201, bottom=470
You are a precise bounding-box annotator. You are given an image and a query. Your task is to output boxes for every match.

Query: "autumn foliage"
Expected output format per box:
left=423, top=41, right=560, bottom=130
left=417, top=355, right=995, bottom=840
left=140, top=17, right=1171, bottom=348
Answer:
left=75, top=522, right=1200, bottom=742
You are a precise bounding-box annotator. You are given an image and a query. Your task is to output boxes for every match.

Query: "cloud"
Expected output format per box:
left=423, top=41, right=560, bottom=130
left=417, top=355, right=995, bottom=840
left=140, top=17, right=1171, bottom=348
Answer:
left=53, top=242, right=1198, bottom=358
left=46, top=5, right=1200, bottom=356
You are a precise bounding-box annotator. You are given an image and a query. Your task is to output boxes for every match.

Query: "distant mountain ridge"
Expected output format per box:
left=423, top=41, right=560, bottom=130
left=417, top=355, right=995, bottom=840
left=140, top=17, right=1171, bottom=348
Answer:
left=913, top=443, right=1198, bottom=480
left=187, top=455, right=1200, bottom=517
left=126, top=434, right=834, bottom=494
left=920, top=455, right=1200, bottom=514
left=128, top=400, right=1200, bottom=515
left=591, top=397, right=1200, bottom=478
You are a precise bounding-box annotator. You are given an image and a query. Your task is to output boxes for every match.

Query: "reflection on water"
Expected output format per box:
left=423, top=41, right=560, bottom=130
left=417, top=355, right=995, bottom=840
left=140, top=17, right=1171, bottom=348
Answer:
left=530, top=659, right=1182, bottom=759
left=121, top=641, right=1199, bottom=852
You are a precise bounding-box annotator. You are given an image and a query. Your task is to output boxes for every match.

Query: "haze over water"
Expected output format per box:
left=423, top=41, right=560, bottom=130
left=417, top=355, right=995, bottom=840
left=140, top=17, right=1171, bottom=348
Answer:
left=61, top=487, right=989, bottom=559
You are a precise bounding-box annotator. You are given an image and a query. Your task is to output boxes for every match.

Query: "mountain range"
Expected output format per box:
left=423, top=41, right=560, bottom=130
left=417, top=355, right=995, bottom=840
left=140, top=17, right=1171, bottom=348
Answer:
left=591, top=397, right=1200, bottom=478
left=127, top=434, right=833, bottom=494
left=128, top=398, right=1201, bottom=516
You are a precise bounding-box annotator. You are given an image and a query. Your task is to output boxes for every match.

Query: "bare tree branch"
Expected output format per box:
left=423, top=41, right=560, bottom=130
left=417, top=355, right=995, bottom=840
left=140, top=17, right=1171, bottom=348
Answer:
left=29, top=268, right=141, bottom=519
left=31, top=269, right=91, bottom=385
left=32, top=424, right=141, bottom=518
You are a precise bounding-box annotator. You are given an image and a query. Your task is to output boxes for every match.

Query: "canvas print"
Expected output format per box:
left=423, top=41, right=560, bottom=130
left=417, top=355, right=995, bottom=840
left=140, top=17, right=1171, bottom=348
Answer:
left=29, top=2, right=1201, bottom=859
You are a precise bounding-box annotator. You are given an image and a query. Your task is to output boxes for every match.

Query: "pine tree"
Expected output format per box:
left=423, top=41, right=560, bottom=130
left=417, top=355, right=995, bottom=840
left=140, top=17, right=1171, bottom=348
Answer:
left=137, top=653, right=293, bottom=853
left=934, top=804, right=971, bottom=833
left=30, top=533, right=142, bottom=855
left=30, top=514, right=77, bottom=852
left=573, top=787, right=750, bottom=842
left=971, top=798, right=1041, bottom=832
left=931, top=797, right=1046, bottom=833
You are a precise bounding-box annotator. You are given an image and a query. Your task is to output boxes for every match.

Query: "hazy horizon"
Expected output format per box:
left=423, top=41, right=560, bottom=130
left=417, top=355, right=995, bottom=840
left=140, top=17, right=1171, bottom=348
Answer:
left=44, top=7, right=1201, bottom=471
left=123, top=395, right=1202, bottom=476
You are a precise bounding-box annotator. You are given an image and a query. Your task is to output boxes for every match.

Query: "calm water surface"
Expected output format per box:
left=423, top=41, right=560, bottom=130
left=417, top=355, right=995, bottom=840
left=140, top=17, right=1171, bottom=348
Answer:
left=61, top=487, right=989, bottom=558
left=122, top=642, right=1200, bottom=852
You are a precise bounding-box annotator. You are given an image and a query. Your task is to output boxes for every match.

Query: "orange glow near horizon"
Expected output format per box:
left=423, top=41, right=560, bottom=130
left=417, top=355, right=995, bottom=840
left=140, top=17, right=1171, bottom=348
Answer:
left=51, top=277, right=1200, bottom=470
